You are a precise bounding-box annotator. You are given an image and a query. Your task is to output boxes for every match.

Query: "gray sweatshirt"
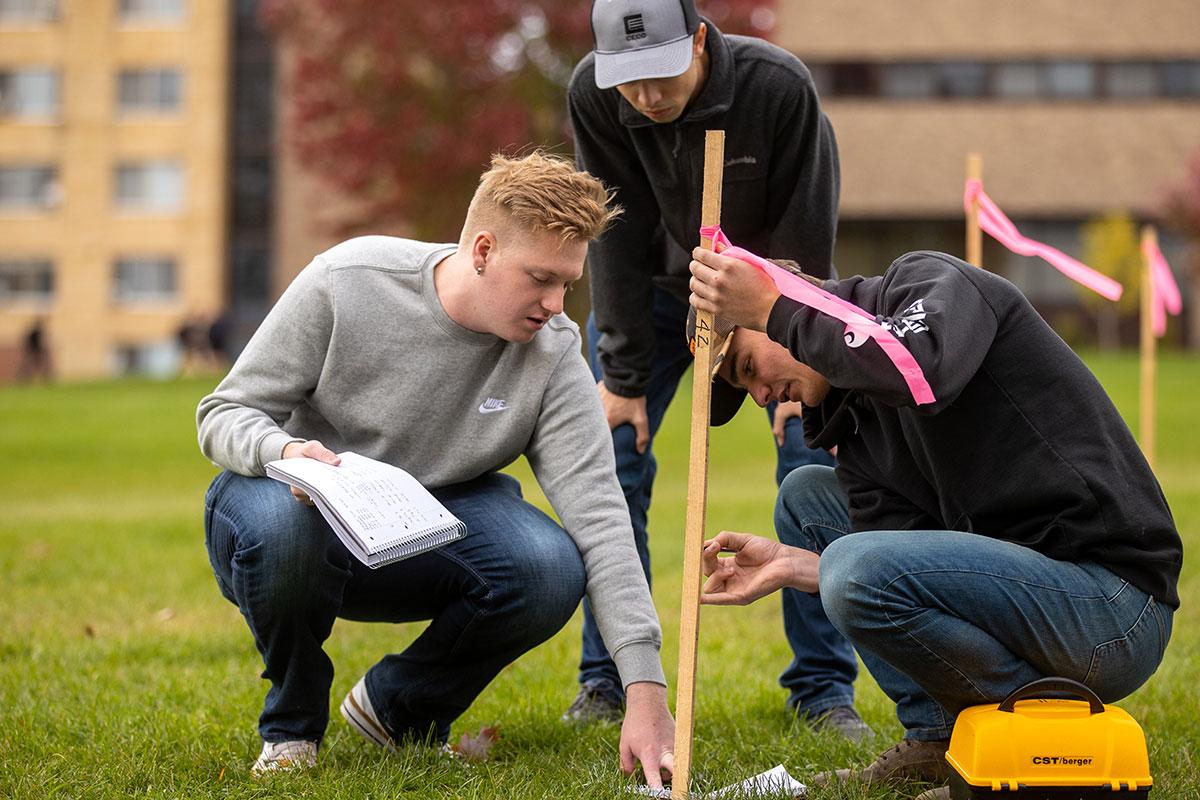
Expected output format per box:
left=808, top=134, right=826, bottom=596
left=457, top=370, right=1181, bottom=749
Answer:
left=197, top=236, right=665, bottom=687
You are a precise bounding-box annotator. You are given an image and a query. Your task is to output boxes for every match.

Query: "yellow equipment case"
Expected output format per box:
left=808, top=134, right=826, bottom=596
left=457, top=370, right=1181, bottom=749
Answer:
left=945, top=678, right=1152, bottom=799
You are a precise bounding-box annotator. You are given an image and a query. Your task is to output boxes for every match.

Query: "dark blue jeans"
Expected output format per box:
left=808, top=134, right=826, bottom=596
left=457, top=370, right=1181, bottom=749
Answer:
left=778, top=465, right=1174, bottom=741
left=205, top=470, right=586, bottom=744
left=580, top=289, right=854, bottom=717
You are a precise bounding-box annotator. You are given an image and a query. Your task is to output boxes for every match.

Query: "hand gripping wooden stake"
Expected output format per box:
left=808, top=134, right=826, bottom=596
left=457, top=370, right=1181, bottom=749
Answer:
left=671, top=129, right=724, bottom=800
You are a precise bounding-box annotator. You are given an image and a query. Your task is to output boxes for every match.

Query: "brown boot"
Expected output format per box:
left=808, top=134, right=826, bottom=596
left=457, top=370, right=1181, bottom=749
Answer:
left=812, top=738, right=951, bottom=786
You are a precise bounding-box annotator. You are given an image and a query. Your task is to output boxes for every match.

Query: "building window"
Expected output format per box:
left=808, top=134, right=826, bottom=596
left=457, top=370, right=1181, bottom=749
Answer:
left=0, top=0, right=59, bottom=23
left=1104, top=63, right=1159, bottom=98
left=0, top=69, right=59, bottom=118
left=0, top=165, right=59, bottom=210
left=0, top=259, right=53, bottom=301
left=830, top=63, right=876, bottom=97
left=993, top=62, right=1042, bottom=99
left=1045, top=61, right=1096, bottom=99
left=881, top=63, right=938, bottom=99
left=997, top=221, right=1085, bottom=302
left=113, top=257, right=177, bottom=302
left=113, top=340, right=178, bottom=377
left=118, top=0, right=185, bottom=23
left=1163, top=62, right=1200, bottom=97
left=940, top=62, right=987, bottom=98
left=114, top=162, right=184, bottom=212
left=233, top=156, right=272, bottom=226
left=810, top=60, right=1200, bottom=101
left=117, top=69, right=183, bottom=113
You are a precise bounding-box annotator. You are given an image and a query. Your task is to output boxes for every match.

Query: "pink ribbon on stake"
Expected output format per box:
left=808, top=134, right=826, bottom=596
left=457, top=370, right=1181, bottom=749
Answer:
left=964, top=180, right=1124, bottom=302
left=1142, top=235, right=1183, bottom=337
left=699, top=226, right=935, bottom=406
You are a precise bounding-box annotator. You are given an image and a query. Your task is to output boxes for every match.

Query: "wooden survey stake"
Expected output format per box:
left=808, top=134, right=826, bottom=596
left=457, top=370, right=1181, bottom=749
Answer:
left=672, top=130, right=724, bottom=800
left=966, top=152, right=983, bottom=268
left=1139, top=225, right=1157, bottom=471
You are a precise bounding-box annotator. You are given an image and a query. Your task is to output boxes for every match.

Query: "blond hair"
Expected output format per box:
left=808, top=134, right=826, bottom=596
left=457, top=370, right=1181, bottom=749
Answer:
left=464, top=151, right=621, bottom=245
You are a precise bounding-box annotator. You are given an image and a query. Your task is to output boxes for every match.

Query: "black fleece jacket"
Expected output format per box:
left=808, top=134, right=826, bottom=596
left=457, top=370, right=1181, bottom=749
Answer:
left=568, top=22, right=839, bottom=397
left=772, top=251, right=1182, bottom=609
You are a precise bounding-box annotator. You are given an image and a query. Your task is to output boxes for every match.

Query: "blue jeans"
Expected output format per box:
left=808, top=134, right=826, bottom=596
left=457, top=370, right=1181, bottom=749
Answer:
left=777, top=465, right=1174, bottom=741
left=580, top=289, right=852, bottom=717
left=204, top=470, right=586, bottom=744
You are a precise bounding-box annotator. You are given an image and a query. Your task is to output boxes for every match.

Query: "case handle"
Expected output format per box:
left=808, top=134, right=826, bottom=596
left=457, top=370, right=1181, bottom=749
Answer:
left=998, top=677, right=1104, bottom=714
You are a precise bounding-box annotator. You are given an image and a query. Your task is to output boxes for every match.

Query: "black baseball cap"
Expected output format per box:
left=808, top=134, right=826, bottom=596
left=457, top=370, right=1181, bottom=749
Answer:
left=685, top=257, right=815, bottom=426
left=685, top=306, right=746, bottom=427
left=590, top=0, right=702, bottom=90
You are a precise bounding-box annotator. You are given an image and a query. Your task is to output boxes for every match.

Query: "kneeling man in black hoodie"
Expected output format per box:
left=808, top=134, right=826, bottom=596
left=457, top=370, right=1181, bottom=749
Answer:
left=687, top=245, right=1181, bottom=795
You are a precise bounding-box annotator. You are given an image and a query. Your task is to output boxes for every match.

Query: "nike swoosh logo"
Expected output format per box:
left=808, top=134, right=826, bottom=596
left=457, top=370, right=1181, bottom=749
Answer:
left=478, top=398, right=508, bottom=414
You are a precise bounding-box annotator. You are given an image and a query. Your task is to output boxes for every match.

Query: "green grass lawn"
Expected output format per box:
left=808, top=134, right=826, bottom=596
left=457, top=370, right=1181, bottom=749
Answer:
left=1, top=352, right=1196, bottom=799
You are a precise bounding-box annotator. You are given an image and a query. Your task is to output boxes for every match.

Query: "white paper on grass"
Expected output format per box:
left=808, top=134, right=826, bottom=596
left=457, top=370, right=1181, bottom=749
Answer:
left=632, top=764, right=807, bottom=799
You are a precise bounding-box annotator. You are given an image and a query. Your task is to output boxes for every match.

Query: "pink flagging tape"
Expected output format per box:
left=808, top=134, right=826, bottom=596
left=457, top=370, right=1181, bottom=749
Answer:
left=699, top=226, right=935, bottom=406
left=964, top=180, right=1124, bottom=302
left=1142, top=235, right=1184, bottom=338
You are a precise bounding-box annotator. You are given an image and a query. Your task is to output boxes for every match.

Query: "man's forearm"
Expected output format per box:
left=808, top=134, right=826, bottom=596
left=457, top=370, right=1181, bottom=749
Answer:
left=785, top=544, right=821, bottom=594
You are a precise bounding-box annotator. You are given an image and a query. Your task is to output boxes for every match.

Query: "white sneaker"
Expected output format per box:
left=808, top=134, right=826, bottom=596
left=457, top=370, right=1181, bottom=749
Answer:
left=341, top=677, right=464, bottom=760
left=340, top=676, right=399, bottom=753
left=251, top=739, right=317, bottom=776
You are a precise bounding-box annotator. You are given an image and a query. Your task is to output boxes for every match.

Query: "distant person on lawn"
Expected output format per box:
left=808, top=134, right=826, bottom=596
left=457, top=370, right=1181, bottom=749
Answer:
left=17, top=317, right=53, bottom=382
left=686, top=244, right=1181, bottom=796
left=196, top=152, right=675, bottom=784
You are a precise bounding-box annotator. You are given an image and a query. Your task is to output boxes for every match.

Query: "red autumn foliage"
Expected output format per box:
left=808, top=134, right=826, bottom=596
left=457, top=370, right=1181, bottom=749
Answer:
left=261, top=0, right=778, bottom=240
left=1161, top=151, right=1200, bottom=238
left=452, top=725, right=501, bottom=761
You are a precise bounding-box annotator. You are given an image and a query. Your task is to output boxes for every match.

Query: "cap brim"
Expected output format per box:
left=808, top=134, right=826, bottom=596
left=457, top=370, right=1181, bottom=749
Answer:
left=709, top=376, right=748, bottom=427
left=594, top=33, right=694, bottom=89
left=687, top=308, right=744, bottom=426
left=705, top=329, right=747, bottom=427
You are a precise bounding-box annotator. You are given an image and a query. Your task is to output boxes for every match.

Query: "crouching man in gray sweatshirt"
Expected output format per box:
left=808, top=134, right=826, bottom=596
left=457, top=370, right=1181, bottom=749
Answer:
left=196, top=152, right=675, bottom=785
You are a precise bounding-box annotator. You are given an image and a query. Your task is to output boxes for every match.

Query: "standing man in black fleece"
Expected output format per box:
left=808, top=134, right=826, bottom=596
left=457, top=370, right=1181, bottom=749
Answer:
left=688, top=245, right=1181, bottom=793
left=563, top=0, right=867, bottom=739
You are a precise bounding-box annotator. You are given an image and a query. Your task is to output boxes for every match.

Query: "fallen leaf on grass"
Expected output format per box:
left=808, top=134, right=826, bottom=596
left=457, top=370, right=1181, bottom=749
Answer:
left=452, top=725, right=500, bottom=761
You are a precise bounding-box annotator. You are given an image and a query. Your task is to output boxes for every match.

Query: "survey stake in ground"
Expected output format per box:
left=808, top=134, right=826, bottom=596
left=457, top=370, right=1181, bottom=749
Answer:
left=670, top=129, right=725, bottom=800
left=687, top=237, right=1182, bottom=796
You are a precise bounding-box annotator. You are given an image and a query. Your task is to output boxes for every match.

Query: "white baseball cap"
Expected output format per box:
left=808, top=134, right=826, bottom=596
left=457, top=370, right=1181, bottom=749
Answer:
left=590, top=0, right=701, bottom=90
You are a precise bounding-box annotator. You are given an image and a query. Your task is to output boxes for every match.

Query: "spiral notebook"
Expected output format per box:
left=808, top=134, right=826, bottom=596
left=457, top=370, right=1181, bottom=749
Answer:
left=265, top=451, right=466, bottom=568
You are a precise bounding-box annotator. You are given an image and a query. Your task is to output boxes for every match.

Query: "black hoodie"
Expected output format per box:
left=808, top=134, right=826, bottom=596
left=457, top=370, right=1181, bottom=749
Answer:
left=771, top=251, right=1182, bottom=609
left=568, top=22, right=839, bottom=398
